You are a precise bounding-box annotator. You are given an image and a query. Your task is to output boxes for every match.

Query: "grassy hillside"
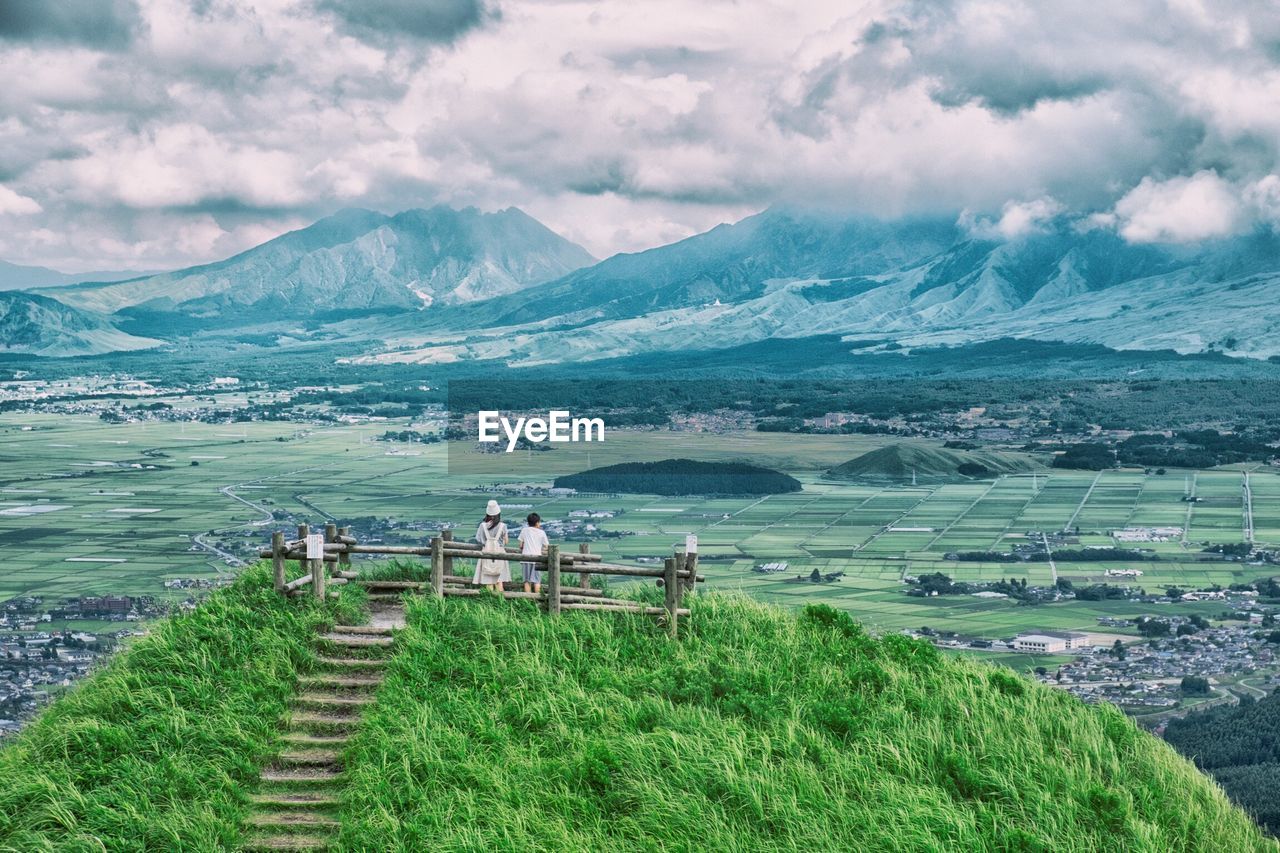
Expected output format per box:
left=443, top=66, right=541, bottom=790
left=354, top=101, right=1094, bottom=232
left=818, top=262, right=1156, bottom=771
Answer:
left=0, top=568, right=1273, bottom=851
left=826, top=442, right=1041, bottom=482
left=0, top=565, right=360, bottom=852
left=339, top=591, right=1272, bottom=851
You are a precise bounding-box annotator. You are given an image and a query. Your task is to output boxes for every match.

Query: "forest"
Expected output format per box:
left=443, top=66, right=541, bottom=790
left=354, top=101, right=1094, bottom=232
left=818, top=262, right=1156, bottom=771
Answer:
left=554, top=459, right=802, bottom=496
left=1163, top=691, right=1280, bottom=836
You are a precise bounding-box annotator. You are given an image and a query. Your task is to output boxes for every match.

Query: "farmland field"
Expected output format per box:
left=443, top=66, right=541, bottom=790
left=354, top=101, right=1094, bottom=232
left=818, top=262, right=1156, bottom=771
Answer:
left=1, top=414, right=1276, bottom=645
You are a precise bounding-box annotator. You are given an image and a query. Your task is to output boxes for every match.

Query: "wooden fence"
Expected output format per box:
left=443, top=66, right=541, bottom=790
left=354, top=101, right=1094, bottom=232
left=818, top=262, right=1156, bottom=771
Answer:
left=260, top=524, right=701, bottom=636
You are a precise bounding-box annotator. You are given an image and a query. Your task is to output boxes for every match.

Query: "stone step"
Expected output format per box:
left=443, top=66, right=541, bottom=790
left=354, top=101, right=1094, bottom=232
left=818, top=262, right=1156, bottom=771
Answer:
left=275, top=750, right=341, bottom=767
left=298, top=674, right=382, bottom=690
left=242, top=832, right=333, bottom=851
left=289, top=711, right=359, bottom=729
left=281, top=733, right=349, bottom=748
left=312, top=655, right=386, bottom=670
left=259, top=768, right=343, bottom=784
left=247, top=812, right=340, bottom=829
left=328, top=624, right=394, bottom=636
left=250, top=792, right=341, bottom=809
left=294, top=692, right=373, bottom=708
left=316, top=633, right=394, bottom=648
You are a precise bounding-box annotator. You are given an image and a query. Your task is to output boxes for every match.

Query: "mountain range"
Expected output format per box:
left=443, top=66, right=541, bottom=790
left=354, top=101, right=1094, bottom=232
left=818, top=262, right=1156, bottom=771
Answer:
left=5, top=204, right=1280, bottom=363
left=0, top=260, right=158, bottom=291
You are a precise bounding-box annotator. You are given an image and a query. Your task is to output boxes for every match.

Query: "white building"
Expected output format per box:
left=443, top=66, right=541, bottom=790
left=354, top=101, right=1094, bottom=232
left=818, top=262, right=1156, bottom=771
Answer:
left=1105, top=568, right=1144, bottom=578
left=1013, top=631, right=1090, bottom=653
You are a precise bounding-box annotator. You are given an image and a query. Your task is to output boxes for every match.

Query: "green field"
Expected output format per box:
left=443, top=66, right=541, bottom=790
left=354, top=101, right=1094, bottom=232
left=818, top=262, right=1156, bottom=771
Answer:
left=1, top=414, right=1275, bottom=642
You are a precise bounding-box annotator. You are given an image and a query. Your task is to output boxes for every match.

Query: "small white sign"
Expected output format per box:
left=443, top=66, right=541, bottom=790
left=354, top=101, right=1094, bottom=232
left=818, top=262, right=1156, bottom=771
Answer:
left=305, top=533, right=324, bottom=559
left=685, top=534, right=698, bottom=554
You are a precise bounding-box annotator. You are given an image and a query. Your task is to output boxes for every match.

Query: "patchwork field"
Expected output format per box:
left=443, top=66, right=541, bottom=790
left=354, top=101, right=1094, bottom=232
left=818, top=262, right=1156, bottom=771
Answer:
left=1, top=414, right=1276, bottom=646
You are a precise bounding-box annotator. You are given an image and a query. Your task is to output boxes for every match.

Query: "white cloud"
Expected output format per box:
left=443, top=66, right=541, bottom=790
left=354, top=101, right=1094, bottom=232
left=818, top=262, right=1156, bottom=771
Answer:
left=960, top=197, right=1064, bottom=240
left=3, top=0, right=1280, bottom=268
left=0, top=185, right=41, bottom=215
left=1111, top=171, right=1245, bottom=243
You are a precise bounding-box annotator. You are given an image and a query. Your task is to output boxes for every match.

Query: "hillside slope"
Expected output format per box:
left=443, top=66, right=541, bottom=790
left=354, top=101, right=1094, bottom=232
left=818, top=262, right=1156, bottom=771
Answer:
left=0, top=571, right=1271, bottom=851
left=0, top=291, right=161, bottom=356
left=826, top=442, right=1041, bottom=481
left=0, top=565, right=358, bottom=850
left=338, top=593, right=1273, bottom=850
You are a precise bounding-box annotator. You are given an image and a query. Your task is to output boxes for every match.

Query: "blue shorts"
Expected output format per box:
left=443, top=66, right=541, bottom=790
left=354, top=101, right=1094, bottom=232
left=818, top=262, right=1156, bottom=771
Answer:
left=522, top=562, right=541, bottom=584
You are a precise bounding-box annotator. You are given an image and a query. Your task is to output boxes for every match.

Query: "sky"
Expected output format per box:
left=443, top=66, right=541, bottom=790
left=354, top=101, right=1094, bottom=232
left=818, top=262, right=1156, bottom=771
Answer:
left=1, top=0, right=1279, bottom=272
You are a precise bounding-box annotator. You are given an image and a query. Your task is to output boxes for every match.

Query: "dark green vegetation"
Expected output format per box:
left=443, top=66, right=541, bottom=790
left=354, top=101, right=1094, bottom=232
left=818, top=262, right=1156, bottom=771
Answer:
left=825, top=442, right=1038, bottom=482
left=0, top=567, right=1276, bottom=850
left=1163, top=691, right=1280, bottom=836
left=554, top=459, right=802, bottom=496
left=340, top=594, right=1274, bottom=850
left=0, top=565, right=360, bottom=851
left=1055, top=431, right=1279, bottom=470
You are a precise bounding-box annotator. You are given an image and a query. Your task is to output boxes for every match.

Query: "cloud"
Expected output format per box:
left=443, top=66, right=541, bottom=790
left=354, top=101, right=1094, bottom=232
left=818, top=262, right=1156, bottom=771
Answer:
left=3, top=0, right=1280, bottom=270
left=1111, top=171, right=1245, bottom=243
left=0, top=184, right=41, bottom=215
left=960, top=197, right=1064, bottom=241
left=314, top=0, right=492, bottom=45
left=0, top=0, right=140, bottom=50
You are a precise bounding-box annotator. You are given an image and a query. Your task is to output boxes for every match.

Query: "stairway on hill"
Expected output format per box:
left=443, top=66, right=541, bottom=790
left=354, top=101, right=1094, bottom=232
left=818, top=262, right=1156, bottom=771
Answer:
left=241, top=584, right=408, bottom=852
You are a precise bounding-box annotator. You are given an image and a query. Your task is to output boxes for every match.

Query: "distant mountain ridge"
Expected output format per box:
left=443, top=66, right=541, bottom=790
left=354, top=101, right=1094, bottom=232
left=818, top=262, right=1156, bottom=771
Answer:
left=37, top=205, right=596, bottom=324
left=363, top=209, right=1280, bottom=365
left=0, top=259, right=158, bottom=291
left=11, top=204, right=1280, bottom=361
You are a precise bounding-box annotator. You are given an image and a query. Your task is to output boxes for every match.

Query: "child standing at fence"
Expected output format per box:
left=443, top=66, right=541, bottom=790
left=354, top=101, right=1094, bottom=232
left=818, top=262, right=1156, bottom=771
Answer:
left=518, top=513, right=549, bottom=594
left=472, top=500, right=510, bottom=592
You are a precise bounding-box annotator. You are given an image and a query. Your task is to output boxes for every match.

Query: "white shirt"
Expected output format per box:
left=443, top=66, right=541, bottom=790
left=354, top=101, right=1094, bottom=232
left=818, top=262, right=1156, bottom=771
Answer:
left=518, top=525, right=549, bottom=557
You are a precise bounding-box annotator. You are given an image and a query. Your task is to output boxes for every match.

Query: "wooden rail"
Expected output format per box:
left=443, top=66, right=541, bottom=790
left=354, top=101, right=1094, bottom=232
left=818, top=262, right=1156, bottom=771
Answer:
left=265, top=526, right=700, bottom=635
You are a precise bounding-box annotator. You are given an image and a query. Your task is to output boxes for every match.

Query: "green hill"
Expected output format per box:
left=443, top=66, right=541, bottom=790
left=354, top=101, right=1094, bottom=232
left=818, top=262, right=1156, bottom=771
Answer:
left=0, top=566, right=1273, bottom=851
left=554, top=458, right=802, bottom=495
left=826, top=442, right=1040, bottom=482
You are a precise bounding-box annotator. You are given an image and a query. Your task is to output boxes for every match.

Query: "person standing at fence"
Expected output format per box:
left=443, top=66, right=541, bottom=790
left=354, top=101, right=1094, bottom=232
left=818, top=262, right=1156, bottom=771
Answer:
left=472, top=500, right=510, bottom=592
left=518, top=512, right=549, bottom=594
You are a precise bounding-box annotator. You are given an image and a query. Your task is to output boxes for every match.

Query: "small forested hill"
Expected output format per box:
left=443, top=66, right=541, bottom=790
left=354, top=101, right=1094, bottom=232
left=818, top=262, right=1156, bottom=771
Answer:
left=826, top=442, right=1040, bottom=481
left=1163, top=692, right=1280, bottom=835
left=554, top=458, right=803, bottom=495
left=0, top=571, right=1273, bottom=850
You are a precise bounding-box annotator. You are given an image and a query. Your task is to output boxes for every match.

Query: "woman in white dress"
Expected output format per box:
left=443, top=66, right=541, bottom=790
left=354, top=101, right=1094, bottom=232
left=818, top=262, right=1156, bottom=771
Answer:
left=472, top=499, right=510, bottom=591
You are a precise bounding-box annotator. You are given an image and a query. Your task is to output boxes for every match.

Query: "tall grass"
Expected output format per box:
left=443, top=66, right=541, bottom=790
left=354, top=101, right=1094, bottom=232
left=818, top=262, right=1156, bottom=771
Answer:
left=341, top=593, right=1275, bottom=852
left=0, top=564, right=359, bottom=852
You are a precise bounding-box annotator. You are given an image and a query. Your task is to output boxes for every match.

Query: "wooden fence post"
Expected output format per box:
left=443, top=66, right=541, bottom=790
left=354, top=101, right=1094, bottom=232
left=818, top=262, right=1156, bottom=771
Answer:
left=578, top=543, right=591, bottom=590
left=547, top=544, right=561, bottom=616
left=271, top=531, right=286, bottom=594
left=441, top=529, right=454, bottom=585
left=683, top=550, right=699, bottom=593
left=663, top=557, right=679, bottom=637
left=430, top=535, right=444, bottom=597
left=337, top=525, right=351, bottom=574
left=312, top=523, right=330, bottom=602
left=297, top=523, right=309, bottom=585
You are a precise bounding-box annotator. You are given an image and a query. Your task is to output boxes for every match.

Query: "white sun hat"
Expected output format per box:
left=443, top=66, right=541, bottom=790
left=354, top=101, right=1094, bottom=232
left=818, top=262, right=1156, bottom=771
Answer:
left=486, top=499, right=501, bottom=516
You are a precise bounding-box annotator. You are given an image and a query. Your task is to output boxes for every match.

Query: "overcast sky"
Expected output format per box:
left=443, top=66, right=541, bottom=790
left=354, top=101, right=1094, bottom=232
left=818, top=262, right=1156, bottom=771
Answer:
left=1, top=0, right=1279, bottom=271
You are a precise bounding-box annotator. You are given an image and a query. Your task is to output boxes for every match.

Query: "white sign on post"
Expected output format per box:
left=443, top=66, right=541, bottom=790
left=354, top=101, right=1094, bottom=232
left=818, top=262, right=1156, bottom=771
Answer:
left=685, top=534, right=698, bottom=554
left=305, top=533, right=324, bottom=560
